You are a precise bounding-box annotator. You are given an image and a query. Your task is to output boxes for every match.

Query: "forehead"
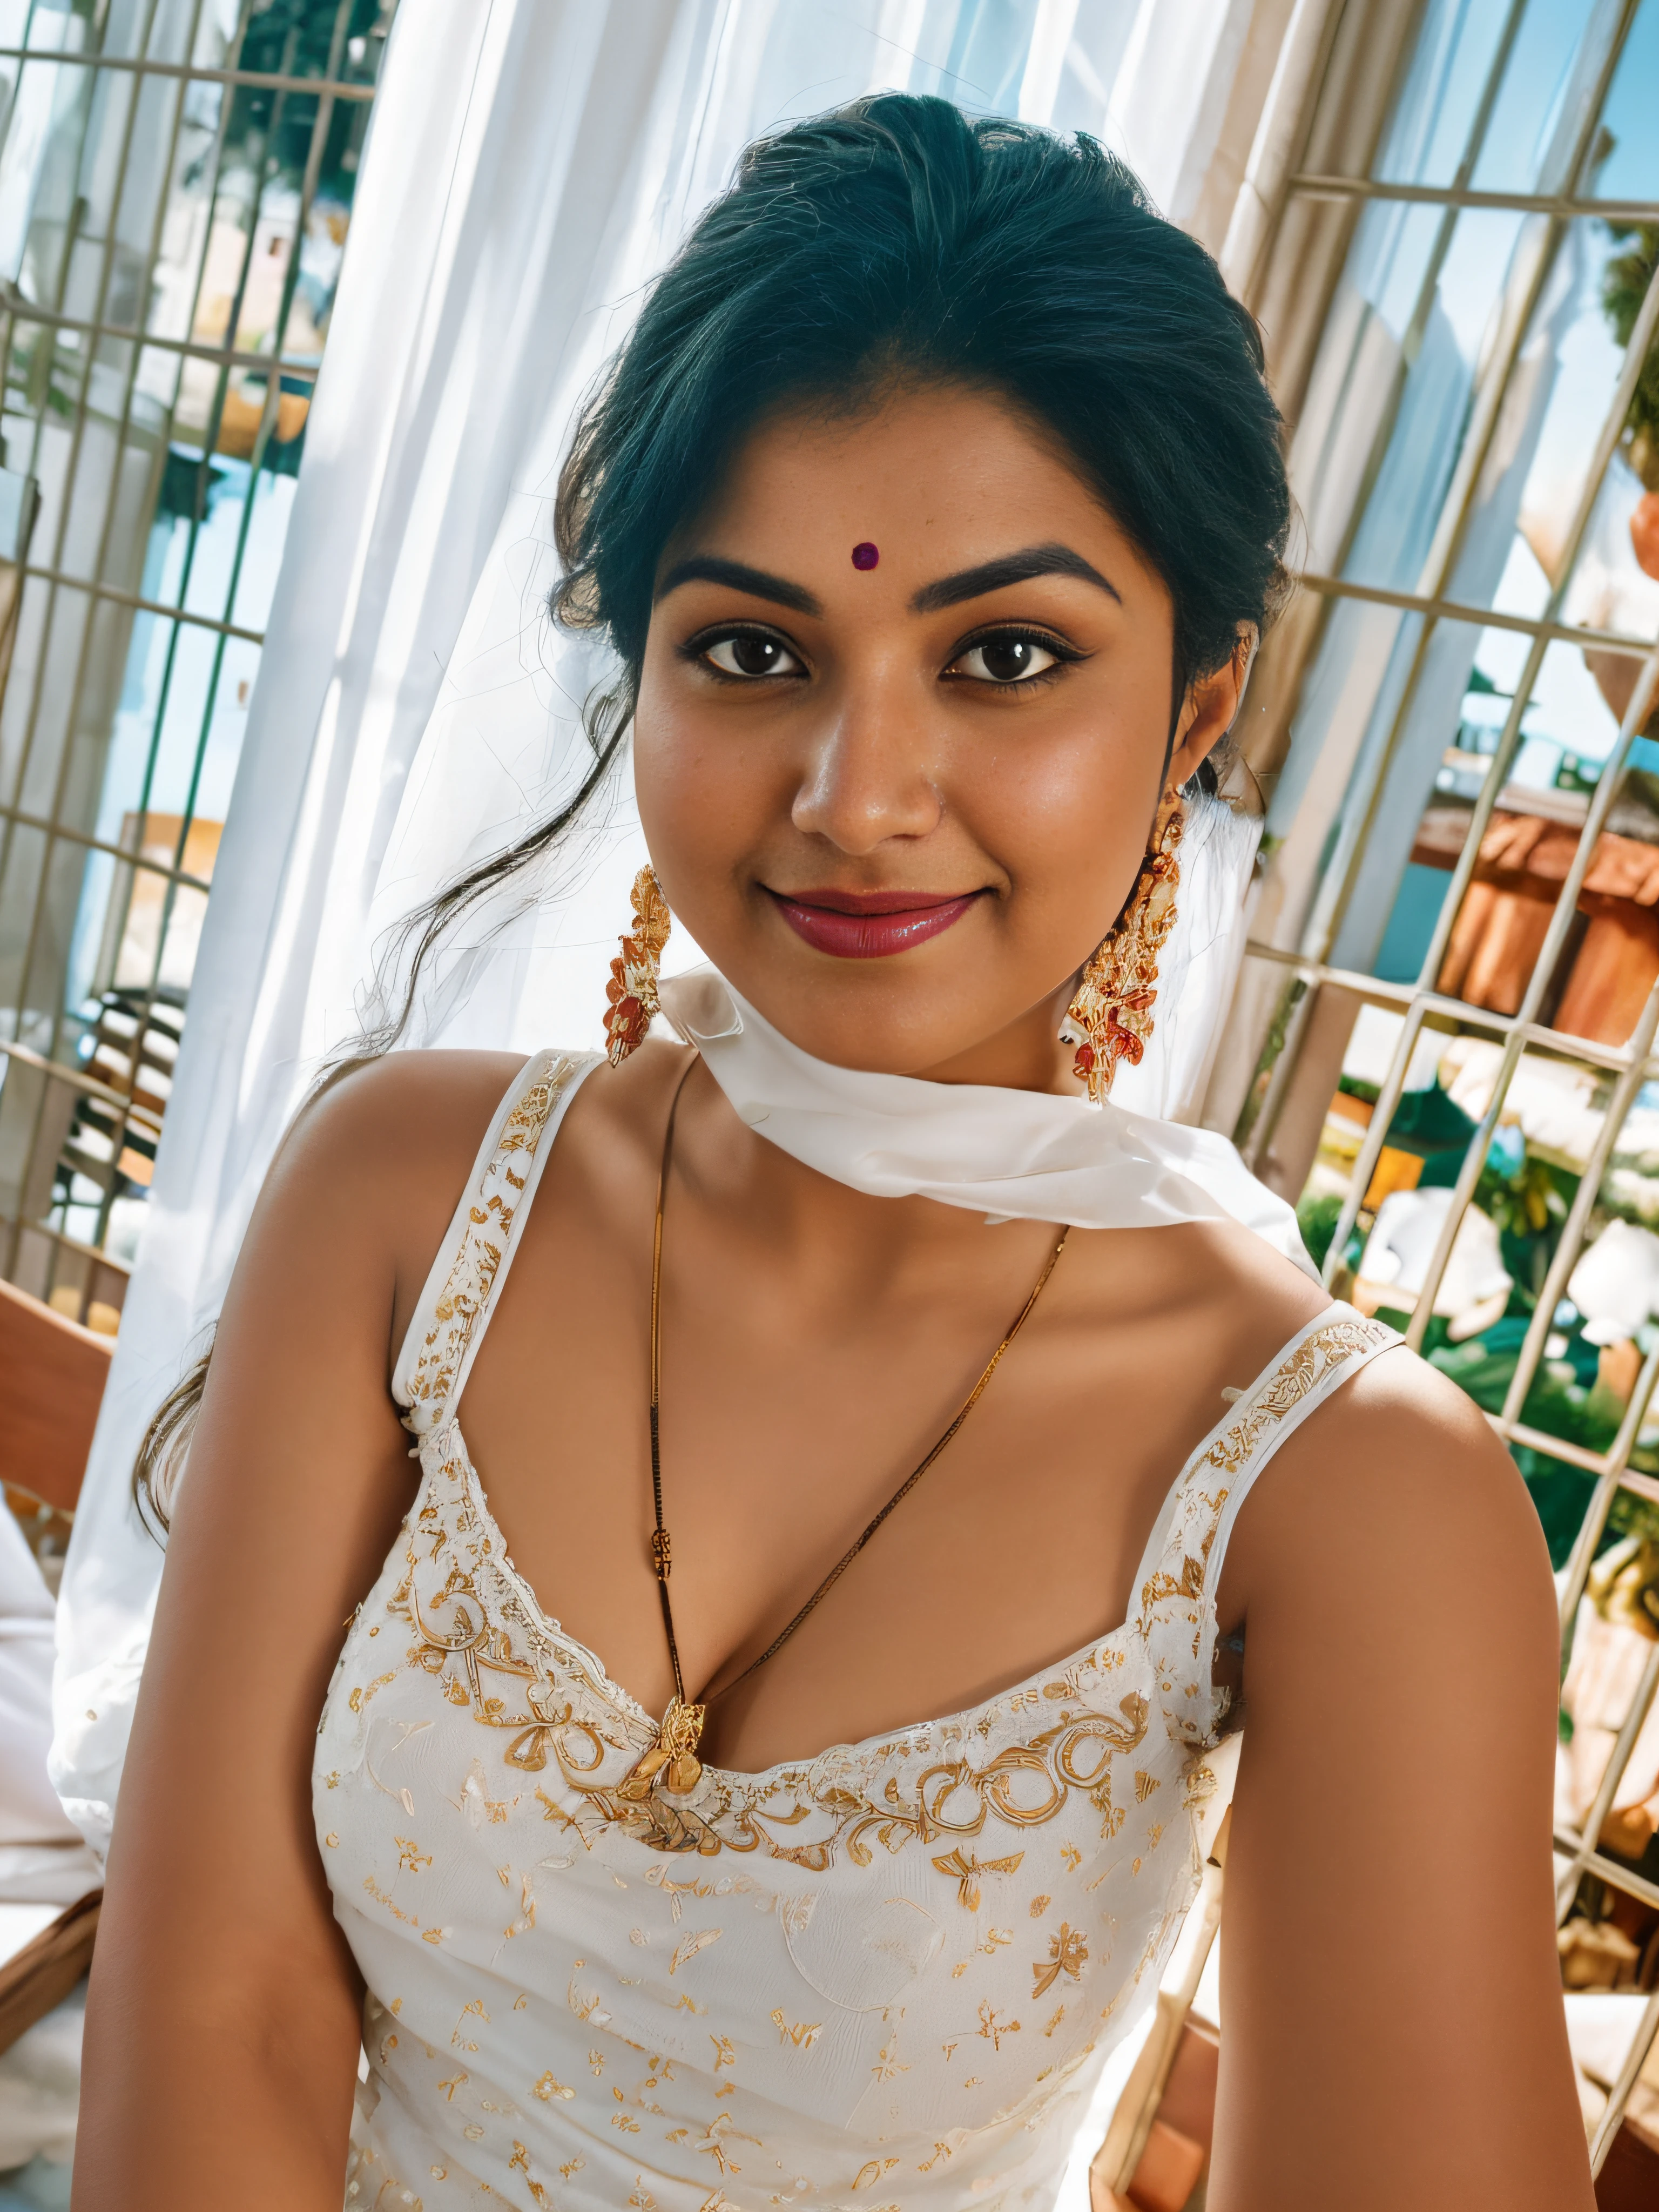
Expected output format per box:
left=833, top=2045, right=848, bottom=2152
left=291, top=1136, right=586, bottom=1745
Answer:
left=674, top=382, right=1161, bottom=600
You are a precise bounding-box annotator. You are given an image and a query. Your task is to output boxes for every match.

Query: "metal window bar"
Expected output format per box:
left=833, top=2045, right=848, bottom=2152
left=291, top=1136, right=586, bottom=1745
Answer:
left=0, top=49, right=377, bottom=100
left=0, top=0, right=387, bottom=1321
left=16, top=564, right=264, bottom=644
left=1294, top=569, right=1656, bottom=656
left=1226, top=0, right=1659, bottom=2174
left=1291, top=173, right=1659, bottom=224
left=0, top=294, right=328, bottom=374
left=0, top=0, right=220, bottom=1291
left=1240, top=2, right=1653, bottom=1178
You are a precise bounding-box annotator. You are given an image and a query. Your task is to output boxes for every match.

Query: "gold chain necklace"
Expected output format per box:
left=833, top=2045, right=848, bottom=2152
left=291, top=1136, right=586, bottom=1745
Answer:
left=619, top=1056, right=1070, bottom=1803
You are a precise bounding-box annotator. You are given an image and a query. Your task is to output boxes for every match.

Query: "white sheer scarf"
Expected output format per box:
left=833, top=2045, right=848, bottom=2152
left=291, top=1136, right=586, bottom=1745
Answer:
left=659, top=902, right=1310, bottom=1276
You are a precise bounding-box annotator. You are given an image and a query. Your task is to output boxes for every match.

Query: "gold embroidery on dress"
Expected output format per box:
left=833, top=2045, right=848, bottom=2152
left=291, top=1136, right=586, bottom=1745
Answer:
left=393, top=1479, right=1155, bottom=1865
left=334, top=1143, right=1394, bottom=2212
left=382, top=1313, right=1392, bottom=1877
left=402, top=1057, right=576, bottom=1430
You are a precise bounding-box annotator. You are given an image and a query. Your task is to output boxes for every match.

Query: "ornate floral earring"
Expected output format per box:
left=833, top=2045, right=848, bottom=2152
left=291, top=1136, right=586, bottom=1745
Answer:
left=1063, top=789, right=1184, bottom=1103
left=604, top=865, right=671, bottom=1067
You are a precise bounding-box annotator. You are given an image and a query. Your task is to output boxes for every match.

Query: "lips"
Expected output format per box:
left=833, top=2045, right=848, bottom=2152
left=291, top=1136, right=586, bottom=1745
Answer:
left=766, top=886, right=984, bottom=959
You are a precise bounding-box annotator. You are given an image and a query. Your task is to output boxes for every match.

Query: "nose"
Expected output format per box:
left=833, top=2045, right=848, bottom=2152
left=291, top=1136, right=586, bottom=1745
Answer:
left=790, top=673, right=943, bottom=854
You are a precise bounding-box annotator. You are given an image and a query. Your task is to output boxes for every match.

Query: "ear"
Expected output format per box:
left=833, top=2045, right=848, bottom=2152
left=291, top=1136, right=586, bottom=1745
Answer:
left=1167, top=628, right=1257, bottom=788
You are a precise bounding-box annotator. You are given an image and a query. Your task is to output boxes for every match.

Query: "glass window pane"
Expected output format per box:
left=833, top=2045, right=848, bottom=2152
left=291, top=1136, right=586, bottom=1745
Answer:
left=1314, top=623, right=1647, bottom=1017
left=1373, top=0, right=1515, bottom=187
left=1560, top=452, right=1659, bottom=640
left=153, top=874, right=206, bottom=991
left=93, top=606, right=177, bottom=841
left=1298, top=206, right=1530, bottom=593
left=1588, top=0, right=1659, bottom=203
left=239, top=0, right=355, bottom=82
left=1317, top=616, right=1499, bottom=979
left=145, top=77, right=226, bottom=346
left=281, top=197, right=344, bottom=360
left=0, top=813, right=47, bottom=999
left=1472, top=0, right=1607, bottom=196
left=185, top=463, right=253, bottom=622
left=1447, top=217, right=1654, bottom=625
left=0, top=4, right=396, bottom=1297
left=144, top=0, right=197, bottom=69
left=104, top=71, right=183, bottom=329
left=1291, top=199, right=1449, bottom=571
left=1429, top=733, right=1659, bottom=1051
left=230, top=471, right=295, bottom=630
left=136, top=616, right=218, bottom=817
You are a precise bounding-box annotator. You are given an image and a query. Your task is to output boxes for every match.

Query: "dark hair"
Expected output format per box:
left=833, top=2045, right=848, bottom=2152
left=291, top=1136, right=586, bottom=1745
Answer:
left=556, top=94, right=1287, bottom=693
left=135, top=94, right=1289, bottom=1528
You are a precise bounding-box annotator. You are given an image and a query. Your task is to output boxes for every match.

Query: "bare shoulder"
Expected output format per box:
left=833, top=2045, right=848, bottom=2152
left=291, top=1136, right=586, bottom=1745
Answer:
left=218, top=1047, right=556, bottom=1364
left=1223, top=1334, right=1557, bottom=1688
left=1246, top=1340, right=1545, bottom=1574
left=268, top=1047, right=531, bottom=1196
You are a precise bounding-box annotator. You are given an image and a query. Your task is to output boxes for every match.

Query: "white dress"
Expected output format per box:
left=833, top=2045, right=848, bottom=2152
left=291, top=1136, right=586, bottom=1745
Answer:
left=315, top=1048, right=1396, bottom=2211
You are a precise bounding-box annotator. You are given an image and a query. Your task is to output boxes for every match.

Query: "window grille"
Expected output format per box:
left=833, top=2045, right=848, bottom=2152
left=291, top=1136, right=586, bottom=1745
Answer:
left=0, top=0, right=392, bottom=1334
left=1227, top=0, right=1659, bottom=2175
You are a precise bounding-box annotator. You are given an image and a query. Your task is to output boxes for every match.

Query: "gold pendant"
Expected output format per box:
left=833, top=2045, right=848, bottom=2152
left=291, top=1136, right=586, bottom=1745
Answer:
left=618, top=1695, right=707, bottom=1800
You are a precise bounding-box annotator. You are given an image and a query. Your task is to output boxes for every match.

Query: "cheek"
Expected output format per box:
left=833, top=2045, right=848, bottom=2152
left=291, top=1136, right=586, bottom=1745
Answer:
left=956, top=706, right=1162, bottom=936
left=632, top=677, right=778, bottom=901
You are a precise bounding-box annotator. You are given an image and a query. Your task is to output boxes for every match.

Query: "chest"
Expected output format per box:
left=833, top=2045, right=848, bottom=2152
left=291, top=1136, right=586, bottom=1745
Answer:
left=452, top=1214, right=1244, bottom=1771
left=316, top=1450, right=1213, bottom=2142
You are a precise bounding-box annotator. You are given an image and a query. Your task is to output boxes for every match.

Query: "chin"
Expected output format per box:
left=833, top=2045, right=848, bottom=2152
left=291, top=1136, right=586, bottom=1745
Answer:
left=728, top=953, right=1070, bottom=1084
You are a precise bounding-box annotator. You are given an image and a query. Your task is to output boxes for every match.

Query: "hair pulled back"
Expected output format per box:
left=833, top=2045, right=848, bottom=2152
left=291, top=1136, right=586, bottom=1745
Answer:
left=555, top=93, right=1289, bottom=691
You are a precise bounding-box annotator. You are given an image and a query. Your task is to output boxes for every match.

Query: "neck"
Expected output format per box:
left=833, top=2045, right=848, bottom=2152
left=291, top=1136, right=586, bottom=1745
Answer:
left=670, top=1056, right=1038, bottom=1287
left=909, top=980, right=1083, bottom=1092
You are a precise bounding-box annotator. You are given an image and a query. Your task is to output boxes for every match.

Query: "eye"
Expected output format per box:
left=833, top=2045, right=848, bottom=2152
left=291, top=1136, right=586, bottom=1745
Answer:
left=702, top=632, right=803, bottom=679
left=947, top=633, right=1064, bottom=684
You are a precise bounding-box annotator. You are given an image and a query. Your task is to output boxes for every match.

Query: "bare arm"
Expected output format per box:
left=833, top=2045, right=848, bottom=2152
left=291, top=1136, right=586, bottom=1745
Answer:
left=72, top=1052, right=520, bottom=2211
left=1211, top=1353, right=1593, bottom=2209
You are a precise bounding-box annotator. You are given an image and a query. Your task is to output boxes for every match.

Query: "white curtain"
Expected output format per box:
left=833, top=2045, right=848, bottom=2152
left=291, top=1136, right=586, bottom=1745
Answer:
left=50, top=0, right=1322, bottom=1866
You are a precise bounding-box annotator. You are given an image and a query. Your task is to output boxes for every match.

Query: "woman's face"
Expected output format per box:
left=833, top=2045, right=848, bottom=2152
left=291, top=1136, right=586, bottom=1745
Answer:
left=634, top=382, right=1247, bottom=1087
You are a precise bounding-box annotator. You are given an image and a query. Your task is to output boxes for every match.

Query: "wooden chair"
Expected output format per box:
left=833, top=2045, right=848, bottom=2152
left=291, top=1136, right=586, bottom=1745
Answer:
left=0, top=1892, right=100, bottom=2058
left=0, top=1276, right=111, bottom=2056
left=0, top=1273, right=113, bottom=1514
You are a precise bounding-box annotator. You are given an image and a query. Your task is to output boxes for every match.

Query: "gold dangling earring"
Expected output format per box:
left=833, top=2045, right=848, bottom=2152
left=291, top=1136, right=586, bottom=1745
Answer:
left=1063, top=789, right=1184, bottom=1104
left=604, top=865, right=671, bottom=1067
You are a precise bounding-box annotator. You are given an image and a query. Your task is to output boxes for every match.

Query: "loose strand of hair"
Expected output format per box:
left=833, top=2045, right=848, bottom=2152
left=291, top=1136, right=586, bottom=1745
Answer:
left=131, top=677, right=631, bottom=1536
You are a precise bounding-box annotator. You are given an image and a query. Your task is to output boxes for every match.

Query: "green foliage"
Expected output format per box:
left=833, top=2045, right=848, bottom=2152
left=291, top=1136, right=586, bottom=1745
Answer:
left=1426, top=1313, right=1659, bottom=1569
left=1296, top=1191, right=1346, bottom=1272
left=1478, top=1151, right=1574, bottom=1304
left=1602, top=222, right=1659, bottom=479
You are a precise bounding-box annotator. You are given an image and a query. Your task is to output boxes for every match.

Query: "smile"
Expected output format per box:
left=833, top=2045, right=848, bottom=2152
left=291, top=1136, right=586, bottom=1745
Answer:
left=765, top=886, right=984, bottom=959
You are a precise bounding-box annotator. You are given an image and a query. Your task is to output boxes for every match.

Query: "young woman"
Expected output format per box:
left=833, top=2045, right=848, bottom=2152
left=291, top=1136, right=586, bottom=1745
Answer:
left=74, top=97, right=1591, bottom=2212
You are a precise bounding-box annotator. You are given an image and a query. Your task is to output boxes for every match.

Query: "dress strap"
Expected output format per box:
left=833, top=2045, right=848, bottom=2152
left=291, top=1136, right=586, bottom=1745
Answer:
left=1132, top=1302, right=1401, bottom=1750
left=392, top=1049, right=599, bottom=1437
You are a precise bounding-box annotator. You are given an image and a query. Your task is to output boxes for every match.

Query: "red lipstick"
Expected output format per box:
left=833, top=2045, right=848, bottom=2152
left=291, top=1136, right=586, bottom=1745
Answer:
left=766, top=885, right=983, bottom=959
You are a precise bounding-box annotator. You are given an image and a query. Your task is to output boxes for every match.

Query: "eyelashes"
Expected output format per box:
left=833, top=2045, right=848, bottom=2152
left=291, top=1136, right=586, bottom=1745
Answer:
left=942, top=625, right=1085, bottom=687
left=679, top=621, right=1088, bottom=691
left=678, top=622, right=806, bottom=683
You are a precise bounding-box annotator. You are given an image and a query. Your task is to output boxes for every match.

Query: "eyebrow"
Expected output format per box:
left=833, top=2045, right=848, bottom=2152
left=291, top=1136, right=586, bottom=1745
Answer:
left=910, top=542, right=1121, bottom=612
left=655, top=555, right=821, bottom=617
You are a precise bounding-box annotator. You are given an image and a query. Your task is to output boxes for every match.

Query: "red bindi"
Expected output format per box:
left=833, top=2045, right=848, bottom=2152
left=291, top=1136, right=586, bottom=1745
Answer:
left=851, top=541, right=879, bottom=570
